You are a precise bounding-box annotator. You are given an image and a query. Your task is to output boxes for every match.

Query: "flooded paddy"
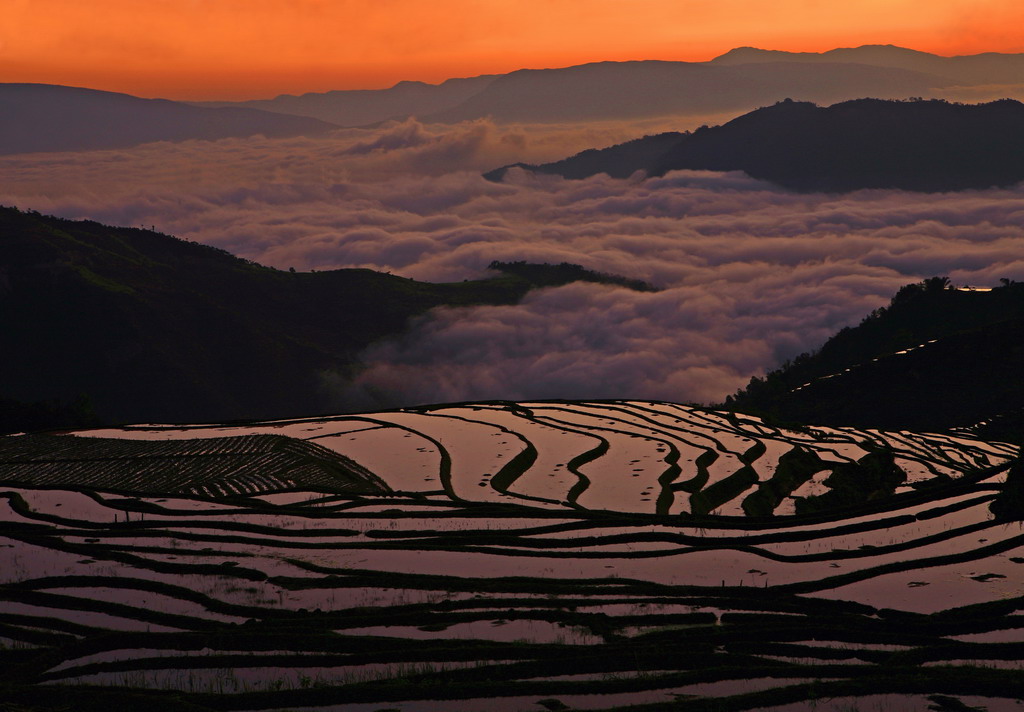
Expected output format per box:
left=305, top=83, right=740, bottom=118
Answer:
left=2, top=400, right=1022, bottom=710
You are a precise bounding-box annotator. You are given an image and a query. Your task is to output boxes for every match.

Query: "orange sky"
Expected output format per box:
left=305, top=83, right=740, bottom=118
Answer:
left=3, top=0, right=1023, bottom=100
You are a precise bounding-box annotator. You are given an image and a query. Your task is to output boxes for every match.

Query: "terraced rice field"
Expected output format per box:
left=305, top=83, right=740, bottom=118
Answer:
left=1, top=401, right=1023, bottom=711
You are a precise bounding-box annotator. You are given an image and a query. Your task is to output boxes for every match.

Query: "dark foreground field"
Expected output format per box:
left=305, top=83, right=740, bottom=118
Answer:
left=1, top=401, right=1022, bottom=711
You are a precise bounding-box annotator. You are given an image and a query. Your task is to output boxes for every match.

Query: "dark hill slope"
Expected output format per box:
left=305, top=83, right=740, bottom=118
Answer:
left=487, top=98, right=1024, bottom=192
left=492, top=131, right=686, bottom=181
left=726, top=279, right=1024, bottom=439
left=0, top=84, right=337, bottom=155
left=0, top=207, right=647, bottom=429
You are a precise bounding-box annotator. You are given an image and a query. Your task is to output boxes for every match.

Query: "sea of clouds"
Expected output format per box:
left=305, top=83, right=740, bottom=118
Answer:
left=3, top=118, right=1024, bottom=410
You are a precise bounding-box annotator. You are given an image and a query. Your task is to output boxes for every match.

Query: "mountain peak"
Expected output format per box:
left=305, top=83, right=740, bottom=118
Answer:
left=390, top=79, right=432, bottom=89
left=711, top=44, right=931, bottom=64
left=711, top=46, right=785, bottom=61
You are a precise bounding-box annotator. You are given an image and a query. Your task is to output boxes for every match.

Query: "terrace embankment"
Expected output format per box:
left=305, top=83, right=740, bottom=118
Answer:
left=1, top=401, right=1021, bottom=711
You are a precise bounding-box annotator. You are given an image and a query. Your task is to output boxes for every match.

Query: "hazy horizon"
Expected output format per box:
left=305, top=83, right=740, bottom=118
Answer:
left=5, top=41, right=1022, bottom=102
left=7, top=41, right=1024, bottom=103
left=6, top=0, right=1024, bottom=100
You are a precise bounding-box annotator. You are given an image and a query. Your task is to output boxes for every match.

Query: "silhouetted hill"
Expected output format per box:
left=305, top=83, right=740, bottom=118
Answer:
left=487, top=131, right=686, bottom=181
left=425, top=60, right=947, bottom=123
left=0, top=207, right=652, bottom=431
left=725, top=278, right=1024, bottom=441
left=711, top=44, right=1024, bottom=88
left=487, top=98, right=1024, bottom=192
left=487, top=260, right=657, bottom=292
left=198, top=76, right=498, bottom=126
left=0, top=84, right=337, bottom=155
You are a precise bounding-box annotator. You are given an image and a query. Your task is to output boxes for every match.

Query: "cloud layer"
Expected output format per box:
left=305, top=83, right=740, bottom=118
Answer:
left=3, top=118, right=1024, bottom=410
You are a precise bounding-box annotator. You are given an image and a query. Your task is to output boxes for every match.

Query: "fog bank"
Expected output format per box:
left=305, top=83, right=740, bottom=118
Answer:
left=3, top=118, right=1022, bottom=408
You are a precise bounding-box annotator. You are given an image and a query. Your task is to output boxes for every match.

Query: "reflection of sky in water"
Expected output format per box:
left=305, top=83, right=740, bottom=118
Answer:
left=72, top=401, right=1017, bottom=515
left=2, top=401, right=1021, bottom=702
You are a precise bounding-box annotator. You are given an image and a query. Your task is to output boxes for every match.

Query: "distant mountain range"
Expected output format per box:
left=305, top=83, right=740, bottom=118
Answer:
left=710, top=44, right=1024, bottom=88
left=486, top=98, right=1024, bottom=192
left=0, top=84, right=337, bottom=155
left=0, top=207, right=653, bottom=431
left=418, top=60, right=945, bottom=124
left=725, top=277, right=1024, bottom=442
left=200, top=44, right=1024, bottom=127
left=198, top=76, right=497, bottom=127
left=5, top=45, right=1024, bottom=156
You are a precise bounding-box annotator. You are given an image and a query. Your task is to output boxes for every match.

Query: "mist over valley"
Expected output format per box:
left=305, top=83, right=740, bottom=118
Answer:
left=4, top=95, right=1024, bottom=413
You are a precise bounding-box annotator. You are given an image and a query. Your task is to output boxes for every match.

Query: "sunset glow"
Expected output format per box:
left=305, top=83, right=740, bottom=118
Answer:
left=4, top=0, right=1024, bottom=100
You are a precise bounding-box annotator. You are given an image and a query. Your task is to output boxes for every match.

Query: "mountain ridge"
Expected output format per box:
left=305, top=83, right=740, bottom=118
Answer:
left=710, top=44, right=1024, bottom=86
left=421, top=59, right=949, bottom=123
left=486, top=97, right=1024, bottom=192
left=195, top=74, right=498, bottom=126
left=0, top=83, right=338, bottom=155
left=8, top=44, right=1023, bottom=153
left=0, top=206, right=654, bottom=431
left=195, top=44, right=1024, bottom=127
left=725, top=278, right=1024, bottom=441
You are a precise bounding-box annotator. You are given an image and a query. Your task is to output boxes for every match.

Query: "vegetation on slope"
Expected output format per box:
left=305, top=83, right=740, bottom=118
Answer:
left=488, top=260, right=657, bottom=292
left=0, top=206, right=651, bottom=431
left=725, top=277, right=1024, bottom=439
left=990, top=458, right=1024, bottom=521
left=0, top=433, right=390, bottom=495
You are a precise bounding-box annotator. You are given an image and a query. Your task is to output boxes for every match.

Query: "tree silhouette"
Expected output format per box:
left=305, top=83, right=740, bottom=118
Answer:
left=923, top=275, right=952, bottom=292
